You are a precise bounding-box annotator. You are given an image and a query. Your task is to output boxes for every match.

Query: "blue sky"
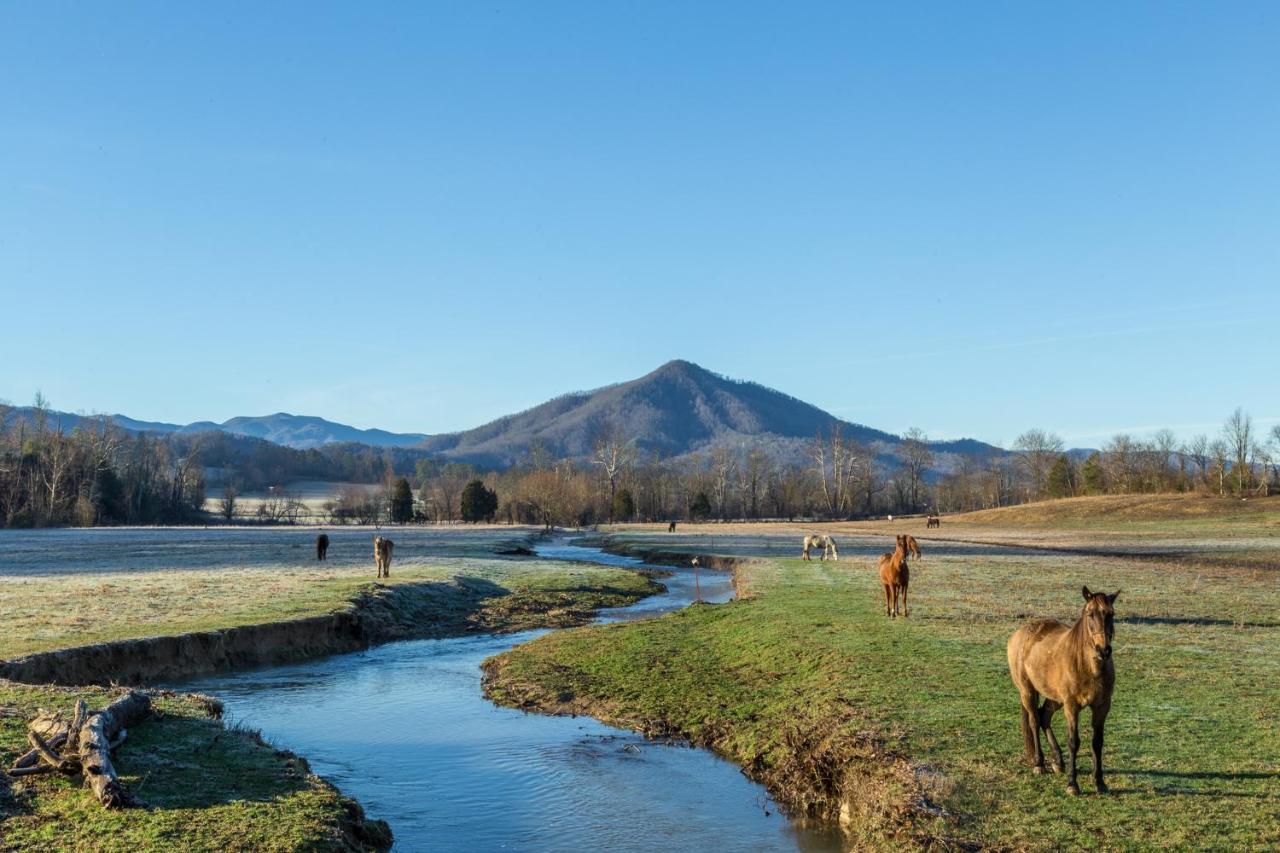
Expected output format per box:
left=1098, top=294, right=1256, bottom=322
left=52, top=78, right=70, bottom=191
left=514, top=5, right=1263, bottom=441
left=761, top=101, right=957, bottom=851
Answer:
left=2, top=3, right=1277, bottom=446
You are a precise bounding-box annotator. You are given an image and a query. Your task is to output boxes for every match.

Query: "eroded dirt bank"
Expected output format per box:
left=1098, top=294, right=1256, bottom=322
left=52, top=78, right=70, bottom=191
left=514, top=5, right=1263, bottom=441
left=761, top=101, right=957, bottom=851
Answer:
left=482, top=539, right=965, bottom=849
left=0, top=575, right=659, bottom=686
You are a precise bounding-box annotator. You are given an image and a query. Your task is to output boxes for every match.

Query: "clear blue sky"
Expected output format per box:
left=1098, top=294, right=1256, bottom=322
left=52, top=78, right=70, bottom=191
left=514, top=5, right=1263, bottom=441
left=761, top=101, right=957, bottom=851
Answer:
left=3, top=3, right=1277, bottom=447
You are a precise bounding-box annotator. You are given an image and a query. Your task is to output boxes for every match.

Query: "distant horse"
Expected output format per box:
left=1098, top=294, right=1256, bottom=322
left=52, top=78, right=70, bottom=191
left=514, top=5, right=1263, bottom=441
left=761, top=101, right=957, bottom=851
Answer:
left=927, top=515, right=941, bottom=529
left=668, top=521, right=677, bottom=533
left=904, top=534, right=922, bottom=561
left=316, top=533, right=329, bottom=561
left=373, top=536, right=394, bottom=578
left=802, top=534, right=838, bottom=561
left=877, top=534, right=910, bottom=617
left=1007, top=587, right=1119, bottom=796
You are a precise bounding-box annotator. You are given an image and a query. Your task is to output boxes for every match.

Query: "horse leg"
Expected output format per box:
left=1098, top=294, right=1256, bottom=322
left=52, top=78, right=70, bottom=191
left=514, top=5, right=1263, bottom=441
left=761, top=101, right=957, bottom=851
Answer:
left=1018, top=688, right=1044, bottom=770
left=1091, top=703, right=1109, bottom=793
left=1064, top=704, right=1081, bottom=795
left=1037, top=699, right=1064, bottom=772
left=883, top=584, right=892, bottom=617
left=901, top=582, right=909, bottom=617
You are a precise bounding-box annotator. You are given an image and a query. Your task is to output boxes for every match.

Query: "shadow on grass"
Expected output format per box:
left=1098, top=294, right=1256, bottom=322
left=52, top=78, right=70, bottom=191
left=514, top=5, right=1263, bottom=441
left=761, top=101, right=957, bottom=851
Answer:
left=1111, top=768, right=1279, bottom=781
left=1109, top=768, right=1279, bottom=799
left=116, top=713, right=313, bottom=811
left=1121, top=615, right=1280, bottom=629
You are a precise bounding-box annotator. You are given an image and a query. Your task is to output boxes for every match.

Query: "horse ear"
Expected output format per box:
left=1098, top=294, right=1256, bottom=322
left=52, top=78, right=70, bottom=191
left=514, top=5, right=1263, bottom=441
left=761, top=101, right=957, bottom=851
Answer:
left=1108, top=590, right=1120, bottom=604
left=1081, top=585, right=1092, bottom=601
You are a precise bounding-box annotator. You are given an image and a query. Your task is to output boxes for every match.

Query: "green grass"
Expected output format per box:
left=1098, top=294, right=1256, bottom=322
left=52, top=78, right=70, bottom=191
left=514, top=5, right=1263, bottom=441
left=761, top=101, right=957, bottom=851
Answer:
left=0, top=557, right=658, bottom=660
left=484, top=533, right=1280, bottom=850
left=2, top=554, right=659, bottom=850
left=0, top=684, right=388, bottom=852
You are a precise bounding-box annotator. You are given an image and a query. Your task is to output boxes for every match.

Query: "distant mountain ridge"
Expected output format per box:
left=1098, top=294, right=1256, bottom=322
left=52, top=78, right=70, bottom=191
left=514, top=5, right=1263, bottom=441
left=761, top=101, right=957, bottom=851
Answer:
left=5, top=359, right=1013, bottom=468
left=2, top=409, right=426, bottom=450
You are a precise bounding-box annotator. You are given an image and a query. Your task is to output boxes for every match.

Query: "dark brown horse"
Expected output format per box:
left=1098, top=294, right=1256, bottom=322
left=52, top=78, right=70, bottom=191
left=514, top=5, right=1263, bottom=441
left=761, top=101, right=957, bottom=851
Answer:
left=668, top=521, right=677, bottom=533
left=877, top=534, right=910, bottom=617
left=926, top=515, right=941, bottom=529
left=1007, top=587, right=1119, bottom=795
left=316, top=533, right=329, bottom=561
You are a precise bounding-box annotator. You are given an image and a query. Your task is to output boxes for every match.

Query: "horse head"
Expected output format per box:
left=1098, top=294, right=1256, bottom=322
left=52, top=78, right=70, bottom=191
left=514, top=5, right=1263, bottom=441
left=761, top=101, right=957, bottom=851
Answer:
left=1080, top=587, right=1120, bottom=662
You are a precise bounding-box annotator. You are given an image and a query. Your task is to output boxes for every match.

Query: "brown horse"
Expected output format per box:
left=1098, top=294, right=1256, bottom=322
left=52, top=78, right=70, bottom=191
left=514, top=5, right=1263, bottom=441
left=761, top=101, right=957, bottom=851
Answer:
left=1007, top=587, right=1119, bottom=796
left=373, top=536, right=394, bottom=578
left=316, top=533, right=329, bottom=561
left=904, top=534, right=922, bottom=561
left=877, top=535, right=910, bottom=617
left=926, top=515, right=940, bottom=529
left=668, top=521, right=677, bottom=533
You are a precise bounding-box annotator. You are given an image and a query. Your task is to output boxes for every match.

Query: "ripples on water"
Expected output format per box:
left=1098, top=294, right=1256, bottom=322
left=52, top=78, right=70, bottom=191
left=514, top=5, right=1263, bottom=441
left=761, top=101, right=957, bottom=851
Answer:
left=178, top=540, right=842, bottom=852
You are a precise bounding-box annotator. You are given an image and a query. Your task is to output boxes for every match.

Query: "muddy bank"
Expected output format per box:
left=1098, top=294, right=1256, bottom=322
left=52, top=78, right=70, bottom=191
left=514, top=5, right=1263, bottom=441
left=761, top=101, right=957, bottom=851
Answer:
left=0, top=576, right=658, bottom=686
left=483, top=538, right=961, bottom=848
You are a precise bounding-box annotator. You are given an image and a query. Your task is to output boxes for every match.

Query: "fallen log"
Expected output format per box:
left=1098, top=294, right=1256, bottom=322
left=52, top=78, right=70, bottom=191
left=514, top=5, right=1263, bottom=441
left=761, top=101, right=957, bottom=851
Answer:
left=3, top=690, right=152, bottom=809
left=79, top=691, right=151, bottom=808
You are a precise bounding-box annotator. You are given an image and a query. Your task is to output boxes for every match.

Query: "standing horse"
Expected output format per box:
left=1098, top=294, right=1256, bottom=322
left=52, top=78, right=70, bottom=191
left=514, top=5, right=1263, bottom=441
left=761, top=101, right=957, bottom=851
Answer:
left=1007, top=587, right=1119, bottom=795
left=877, top=535, right=910, bottom=617
left=802, top=534, right=838, bottom=561
left=926, top=515, right=941, bottom=529
left=373, top=536, right=394, bottom=578
left=316, top=533, right=329, bottom=561
left=668, top=521, right=677, bottom=533
left=904, top=534, right=922, bottom=561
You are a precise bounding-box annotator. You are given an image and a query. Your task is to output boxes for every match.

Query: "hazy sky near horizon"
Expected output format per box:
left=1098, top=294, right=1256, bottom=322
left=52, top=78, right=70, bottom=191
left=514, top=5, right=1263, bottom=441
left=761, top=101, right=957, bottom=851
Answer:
left=3, top=3, right=1277, bottom=447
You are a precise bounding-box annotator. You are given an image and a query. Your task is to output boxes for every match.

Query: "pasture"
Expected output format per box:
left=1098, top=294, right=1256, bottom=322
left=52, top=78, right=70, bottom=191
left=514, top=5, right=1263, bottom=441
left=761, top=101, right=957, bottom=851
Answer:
left=0, top=526, right=661, bottom=851
left=485, top=513, right=1280, bottom=849
left=0, top=525, right=646, bottom=660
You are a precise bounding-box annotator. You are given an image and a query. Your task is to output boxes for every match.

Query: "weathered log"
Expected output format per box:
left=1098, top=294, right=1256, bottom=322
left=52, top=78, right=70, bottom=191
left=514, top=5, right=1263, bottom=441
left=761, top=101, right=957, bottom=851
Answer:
left=5, top=691, right=151, bottom=806
left=28, top=729, right=65, bottom=769
left=78, top=691, right=151, bottom=808
left=13, top=732, right=67, bottom=769
left=7, top=764, right=57, bottom=777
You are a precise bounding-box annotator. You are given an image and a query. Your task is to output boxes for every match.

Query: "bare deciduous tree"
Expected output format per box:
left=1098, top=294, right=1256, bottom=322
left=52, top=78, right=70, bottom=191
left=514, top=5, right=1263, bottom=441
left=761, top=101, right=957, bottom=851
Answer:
left=1013, top=429, right=1065, bottom=499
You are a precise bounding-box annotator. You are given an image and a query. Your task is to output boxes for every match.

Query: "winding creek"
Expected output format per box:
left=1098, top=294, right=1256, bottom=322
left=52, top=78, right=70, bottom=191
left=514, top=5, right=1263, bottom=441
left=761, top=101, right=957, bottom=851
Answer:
left=176, top=540, right=842, bottom=851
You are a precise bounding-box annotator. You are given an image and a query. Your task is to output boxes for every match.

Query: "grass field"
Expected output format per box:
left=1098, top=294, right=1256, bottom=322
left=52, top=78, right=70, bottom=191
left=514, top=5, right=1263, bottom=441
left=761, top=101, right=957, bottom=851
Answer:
left=1, top=528, right=660, bottom=851
left=485, top=503, right=1280, bottom=849
left=0, top=526, right=654, bottom=660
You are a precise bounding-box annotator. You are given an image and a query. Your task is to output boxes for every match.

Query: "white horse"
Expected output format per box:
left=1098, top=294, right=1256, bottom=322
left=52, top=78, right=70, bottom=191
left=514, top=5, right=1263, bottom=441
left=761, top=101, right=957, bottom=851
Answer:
left=802, top=534, right=838, bottom=562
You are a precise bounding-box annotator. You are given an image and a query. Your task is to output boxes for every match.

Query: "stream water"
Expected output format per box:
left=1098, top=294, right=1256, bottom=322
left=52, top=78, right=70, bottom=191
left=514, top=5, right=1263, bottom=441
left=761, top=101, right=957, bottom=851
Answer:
left=176, top=540, right=841, bottom=852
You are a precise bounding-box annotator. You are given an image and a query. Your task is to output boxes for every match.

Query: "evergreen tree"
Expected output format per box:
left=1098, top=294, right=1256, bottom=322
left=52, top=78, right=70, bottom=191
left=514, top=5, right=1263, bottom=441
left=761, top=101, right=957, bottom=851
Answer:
left=1046, top=454, right=1076, bottom=499
left=611, top=488, right=635, bottom=522
left=390, top=477, right=415, bottom=524
left=1081, top=452, right=1106, bottom=495
left=689, top=491, right=712, bottom=521
left=460, top=479, right=498, bottom=523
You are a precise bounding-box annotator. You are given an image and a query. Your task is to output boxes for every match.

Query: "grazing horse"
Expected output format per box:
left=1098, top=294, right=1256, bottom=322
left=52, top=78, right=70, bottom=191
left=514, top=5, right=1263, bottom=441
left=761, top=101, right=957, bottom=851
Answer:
left=316, top=533, right=329, bottom=561
left=877, top=535, right=910, bottom=617
left=904, top=534, right=922, bottom=561
left=801, top=534, right=838, bottom=561
left=668, top=521, right=677, bottom=533
left=1007, top=587, right=1119, bottom=796
left=926, top=515, right=941, bottom=529
left=373, top=536, right=394, bottom=578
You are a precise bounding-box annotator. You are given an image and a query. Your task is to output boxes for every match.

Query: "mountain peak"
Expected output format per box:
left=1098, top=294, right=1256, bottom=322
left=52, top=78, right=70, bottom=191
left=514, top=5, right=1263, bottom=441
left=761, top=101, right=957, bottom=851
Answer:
left=647, top=358, right=707, bottom=379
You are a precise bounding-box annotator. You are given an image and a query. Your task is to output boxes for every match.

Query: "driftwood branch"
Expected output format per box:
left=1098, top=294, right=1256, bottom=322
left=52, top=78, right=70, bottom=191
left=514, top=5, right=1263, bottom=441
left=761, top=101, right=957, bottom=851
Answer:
left=4, top=690, right=152, bottom=808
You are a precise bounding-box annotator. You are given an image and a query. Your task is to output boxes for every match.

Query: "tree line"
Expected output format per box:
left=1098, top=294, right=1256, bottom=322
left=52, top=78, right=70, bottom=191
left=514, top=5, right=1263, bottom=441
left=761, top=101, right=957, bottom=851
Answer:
left=4, top=396, right=1276, bottom=529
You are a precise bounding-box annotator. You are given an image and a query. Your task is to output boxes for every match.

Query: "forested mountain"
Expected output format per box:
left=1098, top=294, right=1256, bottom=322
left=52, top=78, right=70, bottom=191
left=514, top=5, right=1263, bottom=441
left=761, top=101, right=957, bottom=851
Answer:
left=420, top=360, right=1001, bottom=470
